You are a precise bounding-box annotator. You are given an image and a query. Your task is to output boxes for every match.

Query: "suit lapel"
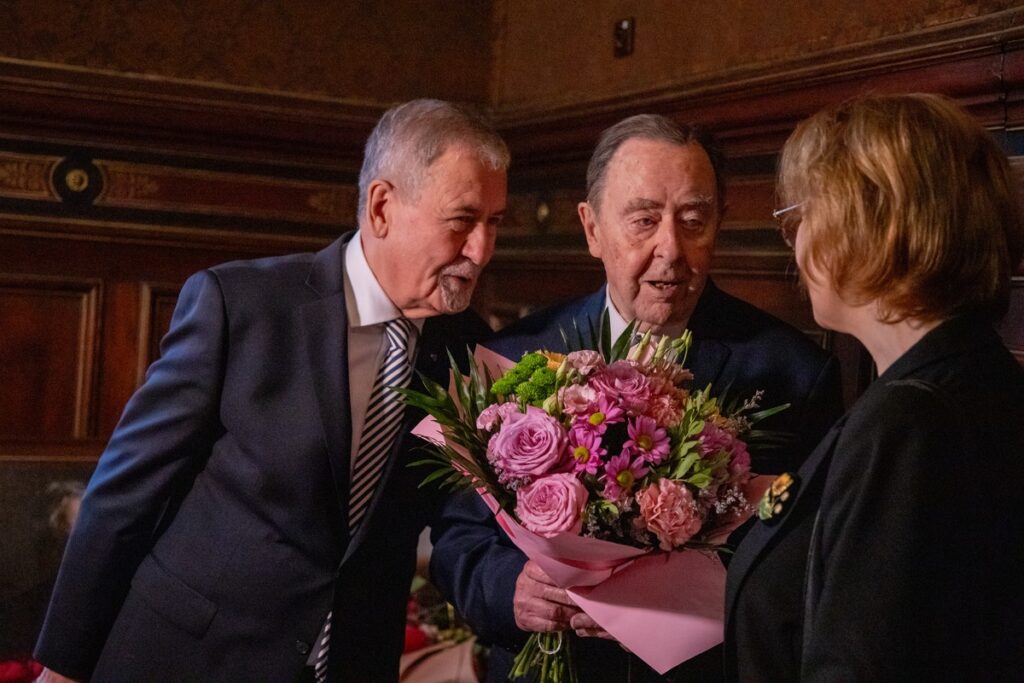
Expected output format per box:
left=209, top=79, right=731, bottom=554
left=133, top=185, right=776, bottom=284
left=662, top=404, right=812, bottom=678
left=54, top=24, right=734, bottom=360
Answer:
left=724, top=415, right=847, bottom=628
left=302, top=235, right=355, bottom=540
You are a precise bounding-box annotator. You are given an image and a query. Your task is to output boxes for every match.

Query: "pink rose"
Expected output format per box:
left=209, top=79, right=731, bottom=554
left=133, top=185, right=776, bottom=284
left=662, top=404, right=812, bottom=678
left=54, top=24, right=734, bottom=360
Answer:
left=487, top=406, right=569, bottom=484
left=559, top=384, right=598, bottom=416
left=637, top=479, right=704, bottom=550
left=589, top=361, right=651, bottom=415
left=565, top=350, right=605, bottom=376
left=515, top=473, right=588, bottom=537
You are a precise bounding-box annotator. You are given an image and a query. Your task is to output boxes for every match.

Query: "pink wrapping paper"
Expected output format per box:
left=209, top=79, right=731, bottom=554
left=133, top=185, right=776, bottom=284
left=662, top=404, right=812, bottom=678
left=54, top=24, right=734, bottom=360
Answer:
left=411, top=346, right=775, bottom=674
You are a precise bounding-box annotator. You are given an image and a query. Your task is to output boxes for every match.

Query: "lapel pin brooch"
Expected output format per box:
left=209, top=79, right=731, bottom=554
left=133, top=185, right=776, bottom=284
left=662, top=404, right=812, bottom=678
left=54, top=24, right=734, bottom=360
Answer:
left=758, top=472, right=799, bottom=523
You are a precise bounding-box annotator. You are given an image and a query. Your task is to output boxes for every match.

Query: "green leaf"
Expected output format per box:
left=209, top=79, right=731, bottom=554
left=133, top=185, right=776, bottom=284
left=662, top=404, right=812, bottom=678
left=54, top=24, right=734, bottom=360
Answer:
left=599, top=309, right=612, bottom=359
left=748, top=403, right=791, bottom=424
left=609, top=320, right=637, bottom=362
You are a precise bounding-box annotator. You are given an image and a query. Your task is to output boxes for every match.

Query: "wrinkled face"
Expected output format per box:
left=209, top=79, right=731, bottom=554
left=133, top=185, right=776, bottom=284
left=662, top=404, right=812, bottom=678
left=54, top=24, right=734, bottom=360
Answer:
left=581, top=139, right=720, bottom=332
left=380, top=144, right=506, bottom=316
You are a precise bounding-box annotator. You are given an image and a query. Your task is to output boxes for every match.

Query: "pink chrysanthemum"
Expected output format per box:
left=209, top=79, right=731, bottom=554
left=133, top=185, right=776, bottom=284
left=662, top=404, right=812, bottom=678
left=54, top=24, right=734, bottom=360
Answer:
left=578, top=395, right=625, bottom=435
left=624, top=415, right=670, bottom=465
left=601, top=451, right=649, bottom=501
left=567, top=425, right=607, bottom=475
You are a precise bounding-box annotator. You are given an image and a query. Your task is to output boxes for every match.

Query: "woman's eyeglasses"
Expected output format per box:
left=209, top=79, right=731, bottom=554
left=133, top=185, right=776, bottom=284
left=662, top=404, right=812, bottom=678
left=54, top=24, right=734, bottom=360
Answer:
left=771, top=202, right=803, bottom=248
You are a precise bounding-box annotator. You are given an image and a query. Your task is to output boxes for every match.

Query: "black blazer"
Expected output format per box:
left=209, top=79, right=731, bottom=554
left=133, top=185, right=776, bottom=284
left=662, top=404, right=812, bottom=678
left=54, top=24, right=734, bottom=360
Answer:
left=725, top=314, right=1024, bottom=681
left=429, top=283, right=843, bottom=682
left=34, top=234, right=490, bottom=683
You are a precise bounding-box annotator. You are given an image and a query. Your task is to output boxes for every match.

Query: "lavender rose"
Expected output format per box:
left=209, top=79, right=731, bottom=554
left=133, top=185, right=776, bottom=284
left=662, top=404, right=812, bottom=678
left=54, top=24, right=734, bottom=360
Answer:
left=487, top=406, right=569, bottom=484
left=515, top=473, right=588, bottom=537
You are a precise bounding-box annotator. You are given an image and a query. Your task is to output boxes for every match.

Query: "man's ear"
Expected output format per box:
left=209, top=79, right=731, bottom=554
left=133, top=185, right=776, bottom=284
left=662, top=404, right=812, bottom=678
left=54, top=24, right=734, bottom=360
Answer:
left=366, top=179, right=395, bottom=238
left=578, top=202, right=603, bottom=259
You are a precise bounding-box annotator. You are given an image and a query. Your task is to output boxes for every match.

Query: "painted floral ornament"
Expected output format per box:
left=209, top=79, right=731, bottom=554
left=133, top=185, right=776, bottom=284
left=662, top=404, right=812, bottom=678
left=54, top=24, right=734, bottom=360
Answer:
left=758, top=472, right=799, bottom=522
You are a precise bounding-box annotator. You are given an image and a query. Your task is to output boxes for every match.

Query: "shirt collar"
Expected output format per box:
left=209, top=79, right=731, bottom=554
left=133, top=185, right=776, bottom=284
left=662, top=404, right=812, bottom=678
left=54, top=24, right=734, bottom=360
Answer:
left=344, top=231, right=424, bottom=332
left=603, top=287, right=688, bottom=343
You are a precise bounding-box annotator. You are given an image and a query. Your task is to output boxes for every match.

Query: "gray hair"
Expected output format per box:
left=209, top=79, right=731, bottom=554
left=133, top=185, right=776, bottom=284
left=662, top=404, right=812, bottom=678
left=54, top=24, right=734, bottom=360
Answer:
left=586, top=114, right=726, bottom=213
left=357, top=99, right=510, bottom=223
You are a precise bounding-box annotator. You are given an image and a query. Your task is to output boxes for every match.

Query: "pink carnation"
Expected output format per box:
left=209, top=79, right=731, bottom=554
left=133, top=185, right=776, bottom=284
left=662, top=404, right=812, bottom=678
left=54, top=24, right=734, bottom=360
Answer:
left=476, top=402, right=520, bottom=431
left=516, top=473, right=588, bottom=537
left=565, top=350, right=605, bottom=377
left=637, top=479, right=704, bottom=550
left=589, top=361, right=651, bottom=415
left=487, top=406, right=569, bottom=484
left=648, top=393, right=683, bottom=428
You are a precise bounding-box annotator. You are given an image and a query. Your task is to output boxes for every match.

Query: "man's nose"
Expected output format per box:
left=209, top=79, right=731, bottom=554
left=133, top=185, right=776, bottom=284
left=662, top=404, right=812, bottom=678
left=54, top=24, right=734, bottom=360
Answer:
left=463, top=221, right=497, bottom=265
left=652, top=220, right=683, bottom=261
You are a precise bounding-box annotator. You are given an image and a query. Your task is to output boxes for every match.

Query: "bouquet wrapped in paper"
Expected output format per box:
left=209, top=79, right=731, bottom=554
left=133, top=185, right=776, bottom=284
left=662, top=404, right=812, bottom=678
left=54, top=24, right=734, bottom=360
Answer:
left=401, top=322, right=786, bottom=682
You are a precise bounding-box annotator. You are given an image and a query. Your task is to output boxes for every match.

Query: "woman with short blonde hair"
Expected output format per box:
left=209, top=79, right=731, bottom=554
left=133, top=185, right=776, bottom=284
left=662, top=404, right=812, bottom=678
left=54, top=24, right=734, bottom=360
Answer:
left=725, top=93, right=1024, bottom=680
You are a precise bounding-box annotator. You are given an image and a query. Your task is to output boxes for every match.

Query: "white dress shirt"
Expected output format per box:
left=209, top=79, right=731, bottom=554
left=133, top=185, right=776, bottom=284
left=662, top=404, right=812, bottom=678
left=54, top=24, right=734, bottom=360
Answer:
left=604, top=289, right=688, bottom=344
left=343, top=233, right=424, bottom=470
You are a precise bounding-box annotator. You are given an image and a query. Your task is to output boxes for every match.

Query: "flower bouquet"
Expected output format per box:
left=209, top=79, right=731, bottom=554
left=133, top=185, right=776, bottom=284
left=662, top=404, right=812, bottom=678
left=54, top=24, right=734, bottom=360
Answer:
left=401, top=321, right=787, bottom=682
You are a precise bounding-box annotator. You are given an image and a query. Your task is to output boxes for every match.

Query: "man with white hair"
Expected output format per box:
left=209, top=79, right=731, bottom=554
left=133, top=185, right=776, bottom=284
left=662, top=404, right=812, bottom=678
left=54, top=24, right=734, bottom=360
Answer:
left=34, top=99, right=507, bottom=683
left=430, top=114, right=843, bottom=682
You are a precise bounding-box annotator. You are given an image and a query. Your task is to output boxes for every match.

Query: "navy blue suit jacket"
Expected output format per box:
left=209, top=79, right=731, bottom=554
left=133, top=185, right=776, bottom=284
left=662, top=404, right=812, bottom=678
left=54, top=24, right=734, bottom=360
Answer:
left=429, top=282, right=843, bottom=682
left=35, top=234, right=491, bottom=683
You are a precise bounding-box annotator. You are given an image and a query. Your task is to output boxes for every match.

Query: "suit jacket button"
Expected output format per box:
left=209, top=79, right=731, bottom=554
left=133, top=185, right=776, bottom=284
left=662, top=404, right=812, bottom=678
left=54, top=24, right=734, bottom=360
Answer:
left=295, top=640, right=311, bottom=655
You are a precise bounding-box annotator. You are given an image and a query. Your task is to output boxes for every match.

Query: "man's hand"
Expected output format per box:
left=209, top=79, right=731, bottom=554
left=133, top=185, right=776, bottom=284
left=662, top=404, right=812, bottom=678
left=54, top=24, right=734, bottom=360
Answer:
left=569, top=612, right=615, bottom=640
left=34, top=668, right=81, bottom=683
left=513, top=560, right=580, bottom=632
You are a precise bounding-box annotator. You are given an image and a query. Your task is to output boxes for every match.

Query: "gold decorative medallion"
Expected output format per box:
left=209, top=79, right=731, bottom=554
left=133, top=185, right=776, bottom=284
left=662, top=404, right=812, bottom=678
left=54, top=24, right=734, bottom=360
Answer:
left=65, top=169, right=90, bottom=192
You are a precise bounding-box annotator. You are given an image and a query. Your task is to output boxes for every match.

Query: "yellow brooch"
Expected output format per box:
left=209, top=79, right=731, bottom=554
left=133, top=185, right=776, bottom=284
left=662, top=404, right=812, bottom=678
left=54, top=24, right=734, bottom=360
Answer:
left=758, top=472, right=799, bottom=522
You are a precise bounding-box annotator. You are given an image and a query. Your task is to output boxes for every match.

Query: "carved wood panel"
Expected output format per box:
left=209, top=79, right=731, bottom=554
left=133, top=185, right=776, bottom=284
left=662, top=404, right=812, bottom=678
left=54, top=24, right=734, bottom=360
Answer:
left=0, top=275, right=101, bottom=439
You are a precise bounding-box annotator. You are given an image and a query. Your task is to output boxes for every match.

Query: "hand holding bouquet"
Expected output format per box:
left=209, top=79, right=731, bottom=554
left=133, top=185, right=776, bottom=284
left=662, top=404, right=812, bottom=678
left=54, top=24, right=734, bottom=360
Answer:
left=402, top=322, right=787, bottom=682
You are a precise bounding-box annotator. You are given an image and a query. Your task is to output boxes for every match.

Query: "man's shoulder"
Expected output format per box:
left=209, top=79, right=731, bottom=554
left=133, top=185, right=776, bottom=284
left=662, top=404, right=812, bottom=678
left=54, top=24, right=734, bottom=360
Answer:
left=488, top=291, right=602, bottom=357
left=704, top=285, right=830, bottom=363
left=206, top=250, right=317, bottom=287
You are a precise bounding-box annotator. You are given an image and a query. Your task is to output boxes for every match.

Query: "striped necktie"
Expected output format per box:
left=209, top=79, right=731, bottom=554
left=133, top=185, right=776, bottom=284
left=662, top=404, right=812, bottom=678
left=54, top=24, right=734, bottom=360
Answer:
left=312, top=316, right=415, bottom=683
left=348, top=316, right=416, bottom=532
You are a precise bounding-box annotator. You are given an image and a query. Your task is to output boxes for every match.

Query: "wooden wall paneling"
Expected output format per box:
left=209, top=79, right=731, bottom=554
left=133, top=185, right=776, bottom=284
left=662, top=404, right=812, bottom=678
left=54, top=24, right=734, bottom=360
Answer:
left=0, top=274, right=101, bottom=440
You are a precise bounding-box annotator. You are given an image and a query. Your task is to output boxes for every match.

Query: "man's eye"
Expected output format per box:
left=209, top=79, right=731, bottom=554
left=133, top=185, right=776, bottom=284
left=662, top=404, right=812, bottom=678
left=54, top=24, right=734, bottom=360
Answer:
left=631, top=216, right=657, bottom=229
left=682, top=218, right=705, bottom=231
left=487, top=216, right=504, bottom=228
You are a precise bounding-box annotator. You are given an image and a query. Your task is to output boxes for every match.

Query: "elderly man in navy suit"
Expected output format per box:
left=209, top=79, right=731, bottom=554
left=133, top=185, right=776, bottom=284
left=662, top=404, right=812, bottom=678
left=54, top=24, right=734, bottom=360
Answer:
left=34, top=99, right=507, bottom=683
left=428, top=114, right=844, bottom=682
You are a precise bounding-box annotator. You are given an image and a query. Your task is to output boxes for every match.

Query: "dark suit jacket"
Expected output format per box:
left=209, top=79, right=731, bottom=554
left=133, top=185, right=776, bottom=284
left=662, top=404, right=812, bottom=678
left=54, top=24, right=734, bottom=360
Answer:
left=34, top=234, right=491, bottom=683
left=725, top=313, right=1024, bottom=681
left=429, top=283, right=843, bottom=682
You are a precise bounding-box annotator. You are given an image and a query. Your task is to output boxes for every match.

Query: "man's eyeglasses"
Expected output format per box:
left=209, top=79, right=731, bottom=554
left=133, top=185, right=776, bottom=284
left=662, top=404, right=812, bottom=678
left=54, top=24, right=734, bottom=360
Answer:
left=771, top=202, right=803, bottom=248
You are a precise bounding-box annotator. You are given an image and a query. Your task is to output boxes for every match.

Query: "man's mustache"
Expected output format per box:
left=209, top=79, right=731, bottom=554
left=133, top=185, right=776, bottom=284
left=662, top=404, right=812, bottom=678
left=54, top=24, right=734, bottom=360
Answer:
left=442, top=258, right=482, bottom=280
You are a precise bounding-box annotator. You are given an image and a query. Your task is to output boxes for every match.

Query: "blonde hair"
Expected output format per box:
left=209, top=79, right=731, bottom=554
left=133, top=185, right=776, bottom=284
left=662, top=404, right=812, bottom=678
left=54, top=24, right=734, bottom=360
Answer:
left=779, top=93, right=1023, bottom=322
